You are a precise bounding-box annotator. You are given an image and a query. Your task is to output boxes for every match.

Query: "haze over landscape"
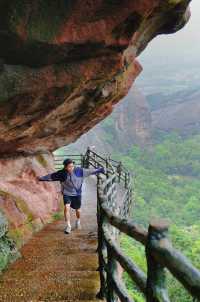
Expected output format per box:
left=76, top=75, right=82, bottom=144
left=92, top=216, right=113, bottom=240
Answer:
left=136, top=0, right=200, bottom=95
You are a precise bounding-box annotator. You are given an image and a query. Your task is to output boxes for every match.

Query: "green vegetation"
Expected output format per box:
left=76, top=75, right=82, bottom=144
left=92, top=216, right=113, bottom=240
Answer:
left=0, top=235, right=20, bottom=272
left=0, top=211, right=20, bottom=273
left=112, top=132, right=200, bottom=301
left=52, top=211, right=63, bottom=221
left=101, top=117, right=116, bottom=144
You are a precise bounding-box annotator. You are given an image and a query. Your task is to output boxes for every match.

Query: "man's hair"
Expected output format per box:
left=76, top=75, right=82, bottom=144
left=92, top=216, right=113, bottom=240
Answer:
left=63, top=158, right=74, bottom=167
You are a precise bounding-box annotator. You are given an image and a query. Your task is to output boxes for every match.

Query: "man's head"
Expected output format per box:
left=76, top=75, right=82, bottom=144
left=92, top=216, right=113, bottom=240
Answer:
left=63, top=158, right=75, bottom=173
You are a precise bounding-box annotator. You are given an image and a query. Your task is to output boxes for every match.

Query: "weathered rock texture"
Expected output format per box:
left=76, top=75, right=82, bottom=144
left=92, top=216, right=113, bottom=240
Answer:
left=0, top=152, right=61, bottom=271
left=0, top=0, right=191, bottom=156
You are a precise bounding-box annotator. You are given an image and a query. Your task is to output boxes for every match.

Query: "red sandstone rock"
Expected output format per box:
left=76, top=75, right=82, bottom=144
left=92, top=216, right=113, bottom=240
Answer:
left=0, top=153, right=61, bottom=247
left=0, top=0, right=191, bottom=156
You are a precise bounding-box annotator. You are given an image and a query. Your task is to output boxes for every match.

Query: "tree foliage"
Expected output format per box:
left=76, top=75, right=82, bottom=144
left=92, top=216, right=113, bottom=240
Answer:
left=114, top=133, right=200, bottom=301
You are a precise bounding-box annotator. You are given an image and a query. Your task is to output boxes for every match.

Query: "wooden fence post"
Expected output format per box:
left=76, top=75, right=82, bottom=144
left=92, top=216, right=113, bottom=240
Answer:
left=105, top=158, right=109, bottom=178
left=96, top=175, right=107, bottom=300
left=117, top=162, right=122, bottom=183
left=125, top=172, right=127, bottom=189
left=128, top=186, right=133, bottom=217
left=85, top=147, right=90, bottom=168
left=80, top=153, right=83, bottom=167
left=145, top=220, right=170, bottom=302
left=107, top=243, right=118, bottom=302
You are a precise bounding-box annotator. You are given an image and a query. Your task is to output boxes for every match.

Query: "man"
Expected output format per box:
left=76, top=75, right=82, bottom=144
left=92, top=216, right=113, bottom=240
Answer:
left=37, top=158, right=105, bottom=234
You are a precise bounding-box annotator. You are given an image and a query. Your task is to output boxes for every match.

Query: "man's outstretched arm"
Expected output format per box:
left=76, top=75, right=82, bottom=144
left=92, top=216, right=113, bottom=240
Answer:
left=82, top=167, right=105, bottom=178
left=37, top=170, right=63, bottom=181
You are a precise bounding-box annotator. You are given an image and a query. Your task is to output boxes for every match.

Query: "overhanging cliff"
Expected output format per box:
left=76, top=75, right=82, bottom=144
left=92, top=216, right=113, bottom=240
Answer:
left=0, top=0, right=191, bottom=157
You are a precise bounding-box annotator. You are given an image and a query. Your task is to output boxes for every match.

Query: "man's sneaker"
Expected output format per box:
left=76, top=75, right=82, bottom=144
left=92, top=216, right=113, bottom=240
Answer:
left=75, top=220, right=82, bottom=230
left=64, top=225, right=71, bottom=234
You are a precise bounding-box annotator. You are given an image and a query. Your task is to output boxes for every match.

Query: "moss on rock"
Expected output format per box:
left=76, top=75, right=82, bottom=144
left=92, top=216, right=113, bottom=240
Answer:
left=0, top=211, right=20, bottom=273
left=36, top=154, right=48, bottom=168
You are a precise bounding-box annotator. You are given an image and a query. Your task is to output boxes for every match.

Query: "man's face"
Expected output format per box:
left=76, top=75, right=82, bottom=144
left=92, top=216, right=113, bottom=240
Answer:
left=64, top=162, right=74, bottom=173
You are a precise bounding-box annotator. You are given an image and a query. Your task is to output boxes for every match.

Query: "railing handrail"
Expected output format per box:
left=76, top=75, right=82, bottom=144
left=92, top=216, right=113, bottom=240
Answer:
left=53, top=148, right=200, bottom=302
left=83, top=147, right=131, bottom=189
left=97, top=171, right=200, bottom=301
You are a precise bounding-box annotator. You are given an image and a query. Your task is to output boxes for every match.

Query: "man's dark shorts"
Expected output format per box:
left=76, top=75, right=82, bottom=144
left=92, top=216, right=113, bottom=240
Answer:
left=63, top=194, right=82, bottom=209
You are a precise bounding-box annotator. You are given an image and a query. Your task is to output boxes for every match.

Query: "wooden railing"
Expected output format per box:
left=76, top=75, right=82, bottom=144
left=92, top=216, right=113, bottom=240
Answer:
left=54, top=147, right=200, bottom=302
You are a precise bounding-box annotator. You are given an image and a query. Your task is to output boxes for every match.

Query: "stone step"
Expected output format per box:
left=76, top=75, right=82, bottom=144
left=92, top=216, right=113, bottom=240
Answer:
left=0, top=277, right=100, bottom=301
left=0, top=270, right=99, bottom=281
left=0, top=177, right=102, bottom=301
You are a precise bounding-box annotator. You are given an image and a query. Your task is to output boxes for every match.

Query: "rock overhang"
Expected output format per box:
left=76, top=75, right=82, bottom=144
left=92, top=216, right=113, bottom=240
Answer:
left=0, top=0, right=191, bottom=157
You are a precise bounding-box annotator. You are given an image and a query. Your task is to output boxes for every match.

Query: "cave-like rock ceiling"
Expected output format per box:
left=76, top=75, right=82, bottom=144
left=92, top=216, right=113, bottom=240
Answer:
left=0, top=0, right=191, bottom=157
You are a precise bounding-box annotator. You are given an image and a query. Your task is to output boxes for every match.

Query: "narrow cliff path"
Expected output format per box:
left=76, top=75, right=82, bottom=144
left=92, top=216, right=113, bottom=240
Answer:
left=0, top=176, right=111, bottom=302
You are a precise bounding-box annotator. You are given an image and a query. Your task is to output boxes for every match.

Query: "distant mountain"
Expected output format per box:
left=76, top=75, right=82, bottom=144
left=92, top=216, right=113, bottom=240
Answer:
left=61, top=87, right=152, bottom=155
left=151, top=88, right=200, bottom=136
left=58, top=86, right=200, bottom=154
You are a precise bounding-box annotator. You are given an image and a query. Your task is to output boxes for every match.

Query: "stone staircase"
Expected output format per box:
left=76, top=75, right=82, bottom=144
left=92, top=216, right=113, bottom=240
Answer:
left=0, top=177, right=102, bottom=301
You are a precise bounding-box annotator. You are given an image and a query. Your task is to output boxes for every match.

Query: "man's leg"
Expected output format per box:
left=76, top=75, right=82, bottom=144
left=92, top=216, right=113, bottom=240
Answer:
left=64, top=204, right=71, bottom=226
left=75, top=208, right=81, bottom=220
left=64, top=204, right=71, bottom=234
left=75, top=208, right=81, bottom=229
left=75, top=195, right=82, bottom=229
left=63, top=195, right=72, bottom=234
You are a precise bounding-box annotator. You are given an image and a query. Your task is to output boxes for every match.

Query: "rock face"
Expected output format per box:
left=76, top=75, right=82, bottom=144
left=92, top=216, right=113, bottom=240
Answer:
left=115, top=87, right=152, bottom=149
left=0, top=0, right=191, bottom=270
left=0, top=0, right=191, bottom=156
left=0, top=152, right=61, bottom=271
left=67, top=86, right=152, bottom=154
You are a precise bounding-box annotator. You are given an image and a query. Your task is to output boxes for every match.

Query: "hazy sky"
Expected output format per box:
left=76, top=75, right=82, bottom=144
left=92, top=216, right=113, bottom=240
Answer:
left=134, top=0, right=200, bottom=94
left=138, top=0, right=200, bottom=61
